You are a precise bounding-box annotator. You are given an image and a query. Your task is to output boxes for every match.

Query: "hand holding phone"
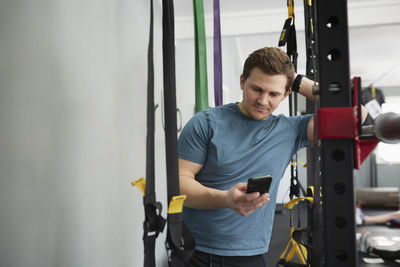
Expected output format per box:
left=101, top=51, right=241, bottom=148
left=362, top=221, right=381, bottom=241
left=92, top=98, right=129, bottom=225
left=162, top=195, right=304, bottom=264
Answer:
left=246, top=175, right=272, bottom=195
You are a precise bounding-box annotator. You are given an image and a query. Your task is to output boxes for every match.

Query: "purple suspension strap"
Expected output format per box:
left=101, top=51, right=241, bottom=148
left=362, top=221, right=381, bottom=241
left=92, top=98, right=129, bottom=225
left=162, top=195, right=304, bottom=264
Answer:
left=213, top=0, right=223, bottom=106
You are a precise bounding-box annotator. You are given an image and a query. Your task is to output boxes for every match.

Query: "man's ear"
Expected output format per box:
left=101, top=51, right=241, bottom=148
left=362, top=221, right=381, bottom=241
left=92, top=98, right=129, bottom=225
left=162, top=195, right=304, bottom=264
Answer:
left=284, top=87, right=293, bottom=98
left=240, top=74, right=245, bottom=90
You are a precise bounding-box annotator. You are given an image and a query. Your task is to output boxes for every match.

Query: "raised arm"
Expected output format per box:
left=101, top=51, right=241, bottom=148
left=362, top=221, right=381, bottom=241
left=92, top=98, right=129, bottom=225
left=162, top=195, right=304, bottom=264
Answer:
left=294, top=75, right=368, bottom=144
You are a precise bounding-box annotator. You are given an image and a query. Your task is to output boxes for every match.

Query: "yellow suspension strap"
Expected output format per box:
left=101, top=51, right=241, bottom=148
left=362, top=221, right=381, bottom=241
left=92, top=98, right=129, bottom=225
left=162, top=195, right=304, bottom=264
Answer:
left=276, top=196, right=313, bottom=267
left=132, top=1, right=166, bottom=266
left=162, top=0, right=196, bottom=266
left=290, top=162, right=307, bottom=168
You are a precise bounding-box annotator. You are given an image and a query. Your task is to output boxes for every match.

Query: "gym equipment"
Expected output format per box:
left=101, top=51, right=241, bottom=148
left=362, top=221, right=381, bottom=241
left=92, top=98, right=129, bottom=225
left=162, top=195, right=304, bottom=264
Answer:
left=374, top=112, right=400, bottom=144
left=162, top=0, right=196, bottom=265
left=278, top=0, right=305, bottom=201
left=133, top=1, right=195, bottom=266
left=358, top=227, right=400, bottom=261
left=356, top=188, right=400, bottom=209
left=277, top=195, right=314, bottom=267
left=132, top=1, right=166, bottom=266
left=213, top=0, right=223, bottom=106
left=193, top=0, right=209, bottom=113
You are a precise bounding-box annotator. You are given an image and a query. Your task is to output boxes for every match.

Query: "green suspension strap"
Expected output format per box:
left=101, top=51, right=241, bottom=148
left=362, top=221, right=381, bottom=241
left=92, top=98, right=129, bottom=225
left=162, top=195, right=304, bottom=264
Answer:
left=193, top=0, right=209, bottom=113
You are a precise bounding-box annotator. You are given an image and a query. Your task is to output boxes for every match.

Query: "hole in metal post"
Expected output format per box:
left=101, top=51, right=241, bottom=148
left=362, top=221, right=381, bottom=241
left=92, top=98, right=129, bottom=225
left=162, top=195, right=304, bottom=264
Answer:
left=335, top=216, right=347, bottom=228
left=327, top=49, right=340, bottom=61
left=328, top=82, right=342, bottom=94
left=336, top=250, right=348, bottom=262
left=332, top=149, right=345, bottom=161
left=326, top=16, right=339, bottom=29
left=334, top=183, right=346, bottom=194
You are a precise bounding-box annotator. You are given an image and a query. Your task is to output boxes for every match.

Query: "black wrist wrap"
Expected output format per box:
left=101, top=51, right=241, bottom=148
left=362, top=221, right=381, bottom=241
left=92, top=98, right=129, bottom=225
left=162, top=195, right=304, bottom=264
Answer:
left=292, top=74, right=303, bottom=93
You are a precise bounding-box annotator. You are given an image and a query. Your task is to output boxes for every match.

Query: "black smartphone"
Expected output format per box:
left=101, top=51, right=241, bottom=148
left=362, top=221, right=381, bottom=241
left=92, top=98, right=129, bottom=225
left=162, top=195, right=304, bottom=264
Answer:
left=246, top=175, right=272, bottom=194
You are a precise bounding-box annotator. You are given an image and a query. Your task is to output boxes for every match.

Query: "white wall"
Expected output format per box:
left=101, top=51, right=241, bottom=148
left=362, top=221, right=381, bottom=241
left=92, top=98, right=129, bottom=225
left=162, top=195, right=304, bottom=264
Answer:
left=0, top=0, right=169, bottom=266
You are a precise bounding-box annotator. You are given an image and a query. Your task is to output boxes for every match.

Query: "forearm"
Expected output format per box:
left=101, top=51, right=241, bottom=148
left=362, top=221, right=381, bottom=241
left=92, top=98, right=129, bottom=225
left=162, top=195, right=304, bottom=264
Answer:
left=180, top=176, right=228, bottom=209
left=296, top=75, right=368, bottom=123
left=364, top=211, right=400, bottom=224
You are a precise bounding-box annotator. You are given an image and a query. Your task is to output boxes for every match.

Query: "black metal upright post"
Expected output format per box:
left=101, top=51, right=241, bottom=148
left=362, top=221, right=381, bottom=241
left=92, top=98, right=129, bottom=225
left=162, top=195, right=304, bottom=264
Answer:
left=303, top=1, right=324, bottom=266
left=314, top=0, right=357, bottom=266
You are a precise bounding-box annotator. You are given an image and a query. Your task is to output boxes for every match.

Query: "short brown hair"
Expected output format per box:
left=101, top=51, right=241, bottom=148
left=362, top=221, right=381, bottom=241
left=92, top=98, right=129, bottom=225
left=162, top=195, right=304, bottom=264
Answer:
left=242, top=47, right=295, bottom=92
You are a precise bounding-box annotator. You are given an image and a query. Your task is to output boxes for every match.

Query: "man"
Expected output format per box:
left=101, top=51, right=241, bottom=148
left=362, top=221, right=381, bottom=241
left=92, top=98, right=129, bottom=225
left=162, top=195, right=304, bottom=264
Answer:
left=178, top=47, right=365, bottom=266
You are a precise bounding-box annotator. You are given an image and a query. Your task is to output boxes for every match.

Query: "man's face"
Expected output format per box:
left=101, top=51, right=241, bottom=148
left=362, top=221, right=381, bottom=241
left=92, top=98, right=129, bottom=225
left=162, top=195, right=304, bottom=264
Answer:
left=238, top=67, right=291, bottom=121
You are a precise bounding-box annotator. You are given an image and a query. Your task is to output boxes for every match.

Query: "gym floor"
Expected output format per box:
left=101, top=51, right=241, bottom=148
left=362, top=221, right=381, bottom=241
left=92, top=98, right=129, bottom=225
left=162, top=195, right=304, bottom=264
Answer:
left=263, top=205, right=400, bottom=267
left=263, top=205, right=290, bottom=265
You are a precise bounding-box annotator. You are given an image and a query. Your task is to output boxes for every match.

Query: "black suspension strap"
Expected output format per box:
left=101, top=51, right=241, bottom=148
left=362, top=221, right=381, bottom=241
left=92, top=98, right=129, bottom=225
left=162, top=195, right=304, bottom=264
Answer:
left=162, top=0, right=196, bottom=266
left=132, top=0, right=166, bottom=266
left=279, top=0, right=298, bottom=70
left=278, top=0, right=304, bottom=200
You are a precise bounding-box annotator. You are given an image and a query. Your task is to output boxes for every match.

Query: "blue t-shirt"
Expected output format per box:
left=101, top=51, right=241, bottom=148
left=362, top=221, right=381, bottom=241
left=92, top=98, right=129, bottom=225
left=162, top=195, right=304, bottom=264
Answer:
left=178, top=103, right=312, bottom=256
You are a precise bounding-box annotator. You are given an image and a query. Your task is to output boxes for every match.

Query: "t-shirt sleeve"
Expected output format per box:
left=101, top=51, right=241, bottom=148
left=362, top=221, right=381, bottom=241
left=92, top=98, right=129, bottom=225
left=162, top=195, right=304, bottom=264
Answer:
left=292, top=114, right=313, bottom=152
left=178, top=111, right=210, bottom=165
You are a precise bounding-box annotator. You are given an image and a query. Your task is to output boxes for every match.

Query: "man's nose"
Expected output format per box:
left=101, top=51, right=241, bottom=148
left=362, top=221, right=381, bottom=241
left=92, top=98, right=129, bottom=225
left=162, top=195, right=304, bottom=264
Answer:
left=257, top=94, right=269, bottom=105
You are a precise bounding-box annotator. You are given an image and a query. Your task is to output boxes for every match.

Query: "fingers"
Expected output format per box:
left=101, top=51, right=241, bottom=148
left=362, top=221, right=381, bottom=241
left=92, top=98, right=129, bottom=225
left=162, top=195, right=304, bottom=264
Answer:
left=227, top=183, right=271, bottom=216
left=253, top=194, right=270, bottom=209
left=244, top=191, right=260, bottom=200
left=235, top=182, right=248, bottom=193
left=235, top=193, right=270, bottom=216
